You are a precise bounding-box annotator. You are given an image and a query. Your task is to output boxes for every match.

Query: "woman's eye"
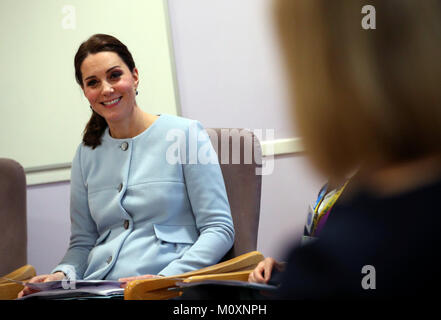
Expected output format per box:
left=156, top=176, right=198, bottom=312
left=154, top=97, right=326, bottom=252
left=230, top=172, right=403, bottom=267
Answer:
left=87, top=79, right=98, bottom=87
left=110, top=71, right=122, bottom=79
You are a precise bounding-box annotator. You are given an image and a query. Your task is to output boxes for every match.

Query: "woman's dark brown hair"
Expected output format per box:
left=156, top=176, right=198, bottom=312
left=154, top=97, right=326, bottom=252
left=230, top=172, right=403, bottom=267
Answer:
left=74, top=34, right=136, bottom=149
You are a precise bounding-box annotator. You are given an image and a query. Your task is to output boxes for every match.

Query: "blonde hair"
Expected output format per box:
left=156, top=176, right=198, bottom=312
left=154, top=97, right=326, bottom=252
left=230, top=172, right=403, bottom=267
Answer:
left=275, top=0, right=441, bottom=179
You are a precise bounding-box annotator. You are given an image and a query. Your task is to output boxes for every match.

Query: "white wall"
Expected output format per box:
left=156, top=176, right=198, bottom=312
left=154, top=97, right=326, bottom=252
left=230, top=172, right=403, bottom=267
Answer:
left=167, top=0, right=296, bottom=137
left=0, top=0, right=179, bottom=186
left=26, top=0, right=324, bottom=274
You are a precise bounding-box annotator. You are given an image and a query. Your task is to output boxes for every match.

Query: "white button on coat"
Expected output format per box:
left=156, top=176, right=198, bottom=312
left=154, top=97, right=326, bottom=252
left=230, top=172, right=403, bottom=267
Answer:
left=121, top=142, right=128, bottom=151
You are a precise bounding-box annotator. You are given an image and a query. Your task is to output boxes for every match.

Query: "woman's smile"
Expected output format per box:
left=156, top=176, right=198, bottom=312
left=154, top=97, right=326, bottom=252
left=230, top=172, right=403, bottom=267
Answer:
left=101, top=96, right=122, bottom=108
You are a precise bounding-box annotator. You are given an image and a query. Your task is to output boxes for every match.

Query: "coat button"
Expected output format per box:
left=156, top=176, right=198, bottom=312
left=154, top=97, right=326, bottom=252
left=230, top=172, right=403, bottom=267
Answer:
left=118, top=183, right=123, bottom=192
left=121, top=142, right=129, bottom=151
left=124, top=220, right=129, bottom=229
left=106, top=256, right=112, bottom=264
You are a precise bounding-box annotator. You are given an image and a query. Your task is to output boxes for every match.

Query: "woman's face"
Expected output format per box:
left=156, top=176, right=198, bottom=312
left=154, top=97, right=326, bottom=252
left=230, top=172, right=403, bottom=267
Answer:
left=81, top=51, right=139, bottom=124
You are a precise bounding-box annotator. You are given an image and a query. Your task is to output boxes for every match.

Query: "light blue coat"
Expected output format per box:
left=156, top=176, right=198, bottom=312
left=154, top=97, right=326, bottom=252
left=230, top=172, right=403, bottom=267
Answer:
left=52, top=114, right=235, bottom=280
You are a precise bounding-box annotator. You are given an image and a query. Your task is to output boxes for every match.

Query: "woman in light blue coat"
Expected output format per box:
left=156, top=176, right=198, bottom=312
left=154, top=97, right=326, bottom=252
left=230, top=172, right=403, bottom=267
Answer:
left=19, top=34, right=234, bottom=296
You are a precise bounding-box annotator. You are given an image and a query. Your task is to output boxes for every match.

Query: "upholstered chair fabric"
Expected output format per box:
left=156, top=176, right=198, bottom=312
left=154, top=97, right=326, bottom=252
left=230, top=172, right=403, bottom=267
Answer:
left=207, top=128, right=262, bottom=260
left=0, top=158, right=27, bottom=277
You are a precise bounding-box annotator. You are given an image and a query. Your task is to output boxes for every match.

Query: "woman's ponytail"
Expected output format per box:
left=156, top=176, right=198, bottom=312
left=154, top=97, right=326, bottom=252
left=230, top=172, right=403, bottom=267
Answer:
left=82, top=110, right=108, bottom=149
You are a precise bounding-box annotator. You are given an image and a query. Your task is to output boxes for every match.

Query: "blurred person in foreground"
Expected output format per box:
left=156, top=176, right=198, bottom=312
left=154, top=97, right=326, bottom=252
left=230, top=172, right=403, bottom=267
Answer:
left=265, top=0, right=441, bottom=299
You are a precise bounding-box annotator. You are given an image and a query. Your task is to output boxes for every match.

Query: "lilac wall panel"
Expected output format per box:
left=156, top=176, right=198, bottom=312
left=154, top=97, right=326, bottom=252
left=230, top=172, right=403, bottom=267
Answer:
left=27, top=182, right=70, bottom=274
left=258, top=155, right=324, bottom=260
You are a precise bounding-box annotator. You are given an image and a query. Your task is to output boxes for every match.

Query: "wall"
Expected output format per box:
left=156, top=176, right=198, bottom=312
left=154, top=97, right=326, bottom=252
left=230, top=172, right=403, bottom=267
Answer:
left=166, top=0, right=325, bottom=259
left=27, top=183, right=70, bottom=274
left=25, top=0, right=324, bottom=274
left=0, top=0, right=179, bottom=186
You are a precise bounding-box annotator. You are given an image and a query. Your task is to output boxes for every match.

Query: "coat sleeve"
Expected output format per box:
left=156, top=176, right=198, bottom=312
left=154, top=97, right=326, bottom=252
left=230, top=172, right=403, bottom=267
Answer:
left=51, top=144, right=99, bottom=280
left=157, top=121, right=235, bottom=276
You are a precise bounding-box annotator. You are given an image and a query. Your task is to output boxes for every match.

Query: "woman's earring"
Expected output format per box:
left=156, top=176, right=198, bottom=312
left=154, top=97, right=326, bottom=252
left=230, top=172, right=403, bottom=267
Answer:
left=136, top=89, right=138, bottom=96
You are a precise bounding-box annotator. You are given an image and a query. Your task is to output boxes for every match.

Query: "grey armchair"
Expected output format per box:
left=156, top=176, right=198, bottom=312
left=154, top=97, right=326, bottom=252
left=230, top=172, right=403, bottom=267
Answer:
left=206, top=128, right=262, bottom=261
left=0, top=158, right=27, bottom=277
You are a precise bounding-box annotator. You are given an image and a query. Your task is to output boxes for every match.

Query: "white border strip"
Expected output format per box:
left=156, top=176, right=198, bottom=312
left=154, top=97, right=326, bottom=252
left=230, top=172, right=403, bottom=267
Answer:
left=26, top=168, right=71, bottom=186
left=261, top=137, right=304, bottom=157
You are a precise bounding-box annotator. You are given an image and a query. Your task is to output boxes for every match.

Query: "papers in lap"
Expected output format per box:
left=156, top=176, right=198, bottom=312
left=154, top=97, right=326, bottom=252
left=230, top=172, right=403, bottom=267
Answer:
left=17, top=280, right=124, bottom=300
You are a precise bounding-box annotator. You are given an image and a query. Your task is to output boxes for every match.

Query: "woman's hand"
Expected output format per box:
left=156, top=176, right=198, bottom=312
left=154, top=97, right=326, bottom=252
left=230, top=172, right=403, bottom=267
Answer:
left=248, top=257, right=285, bottom=284
left=118, top=274, right=164, bottom=288
left=17, top=272, right=66, bottom=298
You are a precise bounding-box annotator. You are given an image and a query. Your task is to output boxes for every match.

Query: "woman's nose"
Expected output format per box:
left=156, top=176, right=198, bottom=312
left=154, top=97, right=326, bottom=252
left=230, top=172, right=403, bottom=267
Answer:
left=102, top=81, right=114, bottom=95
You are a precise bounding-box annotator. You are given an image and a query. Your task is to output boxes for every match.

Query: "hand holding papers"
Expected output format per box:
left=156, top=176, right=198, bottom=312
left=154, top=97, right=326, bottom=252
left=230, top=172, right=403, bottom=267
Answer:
left=16, top=280, right=124, bottom=300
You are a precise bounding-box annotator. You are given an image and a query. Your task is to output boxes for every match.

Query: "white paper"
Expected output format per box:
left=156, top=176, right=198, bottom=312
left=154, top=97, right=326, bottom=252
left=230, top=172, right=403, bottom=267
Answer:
left=17, top=280, right=124, bottom=300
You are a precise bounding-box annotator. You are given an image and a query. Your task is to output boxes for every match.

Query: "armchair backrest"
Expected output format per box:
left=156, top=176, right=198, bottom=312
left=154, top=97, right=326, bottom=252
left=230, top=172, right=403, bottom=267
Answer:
left=207, top=128, right=262, bottom=260
left=0, top=158, right=27, bottom=276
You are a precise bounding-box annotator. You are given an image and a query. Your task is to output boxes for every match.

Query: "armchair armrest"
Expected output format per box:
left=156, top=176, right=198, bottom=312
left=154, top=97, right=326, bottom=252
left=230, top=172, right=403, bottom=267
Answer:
left=124, top=251, right=264, bottom=300
left=0, top=265, right=36, bottom=300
